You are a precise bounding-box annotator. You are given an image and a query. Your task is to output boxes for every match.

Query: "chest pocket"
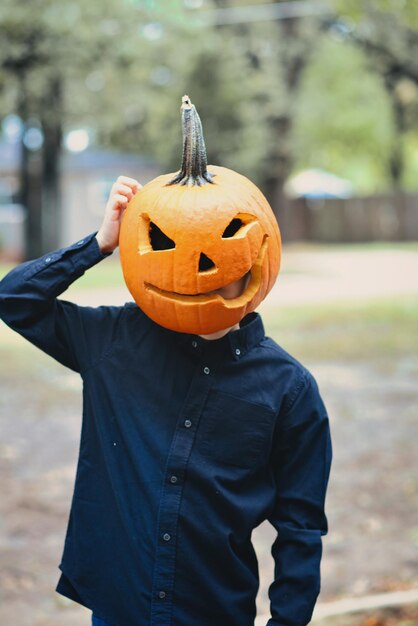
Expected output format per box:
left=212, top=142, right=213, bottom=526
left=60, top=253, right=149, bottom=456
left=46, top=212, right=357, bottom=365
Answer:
left=197, top=390, right=276, bottom=469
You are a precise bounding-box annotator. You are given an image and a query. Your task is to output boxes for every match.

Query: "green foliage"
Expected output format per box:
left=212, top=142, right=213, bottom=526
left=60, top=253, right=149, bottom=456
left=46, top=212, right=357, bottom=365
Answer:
left=2, top=0, right=418, bottom=197
left=293, top=37, right=394, bottom=192
left=0, top=0, right=141, bottom=116
left=332, top=0, right=418, bottom=27
left=327, top=0, right=418, bottom=190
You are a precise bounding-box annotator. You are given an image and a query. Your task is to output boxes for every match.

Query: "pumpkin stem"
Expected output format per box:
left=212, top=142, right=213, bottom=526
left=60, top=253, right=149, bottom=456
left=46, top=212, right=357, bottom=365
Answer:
left=166, top=95, right=215, bottom=187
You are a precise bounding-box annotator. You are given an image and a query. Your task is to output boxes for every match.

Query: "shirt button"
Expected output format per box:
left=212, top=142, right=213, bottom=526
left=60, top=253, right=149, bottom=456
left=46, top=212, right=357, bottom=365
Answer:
left=158, top=590, right=166, bottom=599
left=203, top=366, right=210, bottom=375
left=170, top=475, right=178, bottom=483
left=45, top=256, right=52, bottom=263
left=235, top=348, right=241, bottom=356
left=163, top=533, right=171, bottom=541
left=184, top=419, right=192, bottom=428
left=192, top=340, right=198, bottom=348
left=76, top=239, right=84, bottom=246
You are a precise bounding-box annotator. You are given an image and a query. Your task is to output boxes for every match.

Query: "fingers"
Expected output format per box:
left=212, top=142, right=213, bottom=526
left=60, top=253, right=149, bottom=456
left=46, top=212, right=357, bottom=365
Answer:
left=115, top=175, right=142, bottom=193
left=111, top=193, right=131, bottom=209
left=112, top=193, right=130, bottom=203
left=98, top=177, right=142, bottom=252
left=112, top=183, right=135, bottom=201
left=106, top=175, right=143, bottom=218
left=109, top=177, right=142, bottom=205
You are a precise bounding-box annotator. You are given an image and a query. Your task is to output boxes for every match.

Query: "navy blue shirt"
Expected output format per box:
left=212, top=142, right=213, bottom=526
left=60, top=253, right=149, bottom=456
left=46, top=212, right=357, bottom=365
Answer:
left=0, top=232, right=332, bottom=626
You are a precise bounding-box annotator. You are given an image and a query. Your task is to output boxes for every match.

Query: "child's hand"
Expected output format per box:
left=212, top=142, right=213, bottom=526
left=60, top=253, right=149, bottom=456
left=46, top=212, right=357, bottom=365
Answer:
left=96, top=176, right=142, bottom=254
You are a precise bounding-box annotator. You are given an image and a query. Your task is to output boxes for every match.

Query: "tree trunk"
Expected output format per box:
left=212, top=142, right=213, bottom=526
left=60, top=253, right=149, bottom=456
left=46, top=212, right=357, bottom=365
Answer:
left=17, top=72, right=44, bottom=261
left=264, top=172, right=291, bottom=236
left=262, top=112, right=293, bottom=225
left=40, top=74, right=63, bottom=252
left=262, top=17, right=312, bottom=226
left=386, top=86, right=406, bottom=192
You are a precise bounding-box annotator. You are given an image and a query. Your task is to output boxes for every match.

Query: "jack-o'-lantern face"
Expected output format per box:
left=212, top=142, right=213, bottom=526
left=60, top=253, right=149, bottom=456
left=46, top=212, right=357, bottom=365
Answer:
left=119, top=97, right=281, bottom=335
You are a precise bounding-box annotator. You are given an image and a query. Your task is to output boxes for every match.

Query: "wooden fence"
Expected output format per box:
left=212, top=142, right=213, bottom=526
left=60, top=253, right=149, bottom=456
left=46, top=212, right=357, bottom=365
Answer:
left=280, top=193, right=418, bottom=242
left=1, top=193, right=418, bottom=262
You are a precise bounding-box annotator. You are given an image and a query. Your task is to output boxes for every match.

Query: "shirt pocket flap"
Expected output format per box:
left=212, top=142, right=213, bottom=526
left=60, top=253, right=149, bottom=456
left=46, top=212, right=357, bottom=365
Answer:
left=196, top=390, right=276, bottom=469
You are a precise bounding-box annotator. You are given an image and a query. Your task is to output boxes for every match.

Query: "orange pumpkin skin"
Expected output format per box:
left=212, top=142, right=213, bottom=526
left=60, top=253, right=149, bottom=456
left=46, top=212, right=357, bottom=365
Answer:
left=119, top=164, right=281, bottom=335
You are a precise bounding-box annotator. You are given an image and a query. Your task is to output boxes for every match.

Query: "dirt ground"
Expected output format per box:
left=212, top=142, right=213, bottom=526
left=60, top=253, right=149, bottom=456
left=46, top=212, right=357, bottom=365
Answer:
left=0, top=245, right=417, bottom=626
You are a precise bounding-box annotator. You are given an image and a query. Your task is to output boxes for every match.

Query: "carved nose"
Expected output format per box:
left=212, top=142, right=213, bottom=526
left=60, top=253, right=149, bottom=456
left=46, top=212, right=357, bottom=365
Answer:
left=198, top=253, right=216, bottom=272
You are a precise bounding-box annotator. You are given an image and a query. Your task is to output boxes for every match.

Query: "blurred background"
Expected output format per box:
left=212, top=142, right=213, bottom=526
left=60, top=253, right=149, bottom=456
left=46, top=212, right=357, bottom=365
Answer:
left=0, top=1, right=417, bottom=625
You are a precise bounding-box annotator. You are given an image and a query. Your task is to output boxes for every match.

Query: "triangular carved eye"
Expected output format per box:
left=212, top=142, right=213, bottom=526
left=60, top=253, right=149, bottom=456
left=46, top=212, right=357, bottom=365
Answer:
left=222, top=218, right=243, bottom=238
left=150, top=222, right=175, bottom=250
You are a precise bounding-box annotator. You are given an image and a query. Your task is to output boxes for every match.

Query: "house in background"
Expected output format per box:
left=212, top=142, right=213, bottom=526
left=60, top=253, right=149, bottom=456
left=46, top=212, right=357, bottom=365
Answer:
left=0, top=139, right=162, bottom=260
left=285, top=168, right=353, bottom=199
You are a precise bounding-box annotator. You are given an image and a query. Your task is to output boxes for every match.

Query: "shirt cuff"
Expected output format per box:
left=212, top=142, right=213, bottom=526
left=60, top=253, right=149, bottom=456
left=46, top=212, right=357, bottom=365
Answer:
left=70, top=232, right=113, bottom=268
left=22, top=232, right=112, bottom=281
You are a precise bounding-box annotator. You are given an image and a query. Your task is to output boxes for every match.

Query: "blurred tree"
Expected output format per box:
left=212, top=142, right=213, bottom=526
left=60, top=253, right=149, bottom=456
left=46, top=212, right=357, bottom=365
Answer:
left=3, top=0, right=418, bottom=257
left=205, top=0, right=327, bottom=221
left=0, top=0, right=248, bottom=254
left=0, top=0, right=147, bottom=257
left=331, top=0, right=418, bottom=189
left=292, top=36, right=394, bottom=192
left=262, top=13, right=323, bottom=220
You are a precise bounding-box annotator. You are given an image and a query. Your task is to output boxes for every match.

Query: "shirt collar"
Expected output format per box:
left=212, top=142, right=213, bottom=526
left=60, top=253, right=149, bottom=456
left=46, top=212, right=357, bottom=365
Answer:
left=175, top=312, right=265, bottom=360
left=227, top=312, right=265, bottom=359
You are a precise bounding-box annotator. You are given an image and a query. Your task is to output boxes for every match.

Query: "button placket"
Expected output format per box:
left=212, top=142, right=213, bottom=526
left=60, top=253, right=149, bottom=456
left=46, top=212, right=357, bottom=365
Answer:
left=151, top=358, right=217, bottom=625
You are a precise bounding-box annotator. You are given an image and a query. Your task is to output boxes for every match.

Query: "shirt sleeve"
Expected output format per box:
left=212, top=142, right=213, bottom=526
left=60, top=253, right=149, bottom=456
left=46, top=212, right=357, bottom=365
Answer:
left=266, top=369, right=333, bottom=626
left=0, top=232, right=124, bottom=374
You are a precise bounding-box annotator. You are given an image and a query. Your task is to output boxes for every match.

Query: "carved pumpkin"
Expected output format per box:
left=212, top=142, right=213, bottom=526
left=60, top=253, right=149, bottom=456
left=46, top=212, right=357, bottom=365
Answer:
left=119, top=95, right=281, bottom=335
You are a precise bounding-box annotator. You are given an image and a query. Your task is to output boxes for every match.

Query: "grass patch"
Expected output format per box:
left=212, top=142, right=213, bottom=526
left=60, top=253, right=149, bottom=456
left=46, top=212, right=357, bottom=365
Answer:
left=0, top=262, right=14, bottom=279
left=286, top=241, right=418, bottom=252
left=261, top=295, right=418, bottom=362
left=67, top=255, right=125, bottom=290
left=2, top=294, right=417, bottom=368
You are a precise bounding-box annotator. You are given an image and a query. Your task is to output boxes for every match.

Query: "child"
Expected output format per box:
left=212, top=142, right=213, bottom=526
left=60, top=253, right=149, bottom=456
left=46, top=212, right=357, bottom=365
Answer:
left=0, top=175, right=332, bottom=626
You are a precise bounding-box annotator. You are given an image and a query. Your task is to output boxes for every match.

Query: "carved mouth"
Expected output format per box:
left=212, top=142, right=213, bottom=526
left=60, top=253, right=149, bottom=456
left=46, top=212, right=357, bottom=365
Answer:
left=144, top=235, right=268, bottom=308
